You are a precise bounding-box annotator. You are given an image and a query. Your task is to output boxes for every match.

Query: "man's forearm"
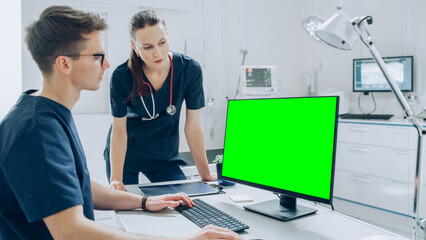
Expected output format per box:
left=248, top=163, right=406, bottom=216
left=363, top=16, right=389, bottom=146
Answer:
left=44, top=205, right=175, bottom=240
left=69, top=217, right=173, bottom=240
left=91, top=181, right=142, bottom=210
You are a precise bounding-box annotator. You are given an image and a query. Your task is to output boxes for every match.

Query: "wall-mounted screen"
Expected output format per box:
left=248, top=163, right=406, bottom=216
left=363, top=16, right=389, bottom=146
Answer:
left=353, top=56, right=413, bottom=93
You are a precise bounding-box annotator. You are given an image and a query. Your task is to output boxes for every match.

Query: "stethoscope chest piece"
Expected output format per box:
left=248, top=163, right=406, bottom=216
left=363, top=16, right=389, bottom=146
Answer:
left=166, top=105, right=176, bottom=115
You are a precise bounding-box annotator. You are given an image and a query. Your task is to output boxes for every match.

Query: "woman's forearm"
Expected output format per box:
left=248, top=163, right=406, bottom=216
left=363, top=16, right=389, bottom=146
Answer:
left=109, top=124, right=128, bottom=182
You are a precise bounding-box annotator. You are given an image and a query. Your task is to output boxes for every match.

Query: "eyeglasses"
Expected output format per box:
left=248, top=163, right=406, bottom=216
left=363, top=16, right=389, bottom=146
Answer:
left=59, top=52, right=106, bottom=66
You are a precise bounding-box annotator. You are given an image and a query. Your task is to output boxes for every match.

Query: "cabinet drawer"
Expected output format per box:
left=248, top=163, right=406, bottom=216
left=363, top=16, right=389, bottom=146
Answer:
left=336, top=143, right=409, bottom=182
left=334, top=170, right=410, bottom=215
left=338, top=123, right=409, bottom=148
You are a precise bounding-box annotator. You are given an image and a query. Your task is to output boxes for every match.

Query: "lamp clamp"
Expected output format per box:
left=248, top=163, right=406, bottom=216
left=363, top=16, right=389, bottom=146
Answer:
left=351, top=16, right=373, bottom=30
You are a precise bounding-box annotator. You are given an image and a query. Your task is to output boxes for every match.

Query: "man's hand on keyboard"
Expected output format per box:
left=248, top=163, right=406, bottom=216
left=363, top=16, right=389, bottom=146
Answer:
left=146, top=193, right=194, bottom=211
left=185, top=225, right=243, bottom=240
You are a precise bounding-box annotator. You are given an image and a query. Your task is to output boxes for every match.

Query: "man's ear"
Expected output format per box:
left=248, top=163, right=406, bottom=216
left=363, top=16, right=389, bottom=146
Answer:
left=54, top=56, right=72, bottom=75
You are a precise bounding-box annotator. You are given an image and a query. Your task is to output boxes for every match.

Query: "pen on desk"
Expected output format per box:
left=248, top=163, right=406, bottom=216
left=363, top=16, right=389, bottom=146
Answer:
left=209, top=183, right=223, bottom=191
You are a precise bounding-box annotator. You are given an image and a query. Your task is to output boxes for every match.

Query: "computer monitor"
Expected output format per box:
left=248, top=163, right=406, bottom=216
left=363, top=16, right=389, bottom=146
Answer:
left=353, top=56, right=413, bottom=93
left=240, top=65, right=279, bottom=95
left=221, top=96, right=339, bottom=221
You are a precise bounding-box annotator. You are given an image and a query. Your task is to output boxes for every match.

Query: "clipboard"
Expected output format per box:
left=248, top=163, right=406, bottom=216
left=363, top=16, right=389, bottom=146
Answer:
left=137, top=181, right=219, bottom=197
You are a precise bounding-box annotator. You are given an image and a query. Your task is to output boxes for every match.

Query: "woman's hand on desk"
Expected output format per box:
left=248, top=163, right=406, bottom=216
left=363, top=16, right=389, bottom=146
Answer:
left=185, top=225, right=243, bottom=240
left=146, top=193, right=194, bottom=211
left=109, top=180, right=126, bottom=191
left=201, top=172, right=217, bottom=182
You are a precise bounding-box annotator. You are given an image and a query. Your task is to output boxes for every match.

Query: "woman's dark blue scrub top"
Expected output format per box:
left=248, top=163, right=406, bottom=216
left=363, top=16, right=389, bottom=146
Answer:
left=0, top=90, right=94, bottom=240
left=104, top=52, right=205, bottom=173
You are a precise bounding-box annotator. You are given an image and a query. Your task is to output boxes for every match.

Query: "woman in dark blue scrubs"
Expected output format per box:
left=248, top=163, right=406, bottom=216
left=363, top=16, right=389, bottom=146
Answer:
left=104, top=10, right=216, bottom=190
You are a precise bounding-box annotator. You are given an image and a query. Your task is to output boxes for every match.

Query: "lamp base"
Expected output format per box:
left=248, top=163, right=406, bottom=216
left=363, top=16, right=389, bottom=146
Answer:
left=360, top=235, right=409, bottom=240
left=216, top=163, right=236, bottom=186
left=218, top=179, right=236, bottom=186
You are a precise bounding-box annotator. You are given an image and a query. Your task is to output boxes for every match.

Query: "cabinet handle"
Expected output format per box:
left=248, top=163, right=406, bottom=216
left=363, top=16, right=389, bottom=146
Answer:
left=350, top=175, right=370, bottom=183
left=349, top=127, right=369, bottom=132
left=391, top=149, right=408, bottom=155
left=391, top=180, right=409, bottom=186
left=386, top=127, right=406, bottom=130
left=349, top=146, right=369, bottom=153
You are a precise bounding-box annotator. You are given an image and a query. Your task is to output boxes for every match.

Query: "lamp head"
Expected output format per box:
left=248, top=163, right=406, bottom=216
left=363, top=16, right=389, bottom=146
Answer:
left=301, top=15, right=326, bottom=44
left=315, top=11, right=358, bottom=50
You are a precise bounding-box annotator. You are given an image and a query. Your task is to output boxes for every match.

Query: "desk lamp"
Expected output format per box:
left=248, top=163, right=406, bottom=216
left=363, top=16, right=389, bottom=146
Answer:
left=303, top=6, right=426, bottom=240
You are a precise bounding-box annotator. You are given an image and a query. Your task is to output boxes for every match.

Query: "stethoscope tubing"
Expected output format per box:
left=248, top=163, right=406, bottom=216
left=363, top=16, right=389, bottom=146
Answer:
left=138, top=54, right=175, bottom=121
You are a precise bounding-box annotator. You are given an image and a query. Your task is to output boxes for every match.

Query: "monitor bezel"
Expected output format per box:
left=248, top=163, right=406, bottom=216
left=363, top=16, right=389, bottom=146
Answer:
left=221, top=96, right=339, bottom=205
left=352, top=55, right=414, bottom=93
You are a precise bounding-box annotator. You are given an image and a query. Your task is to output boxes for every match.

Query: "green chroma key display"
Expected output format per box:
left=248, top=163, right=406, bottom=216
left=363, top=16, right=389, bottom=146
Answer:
left=222, top=96, right=338, bottom=202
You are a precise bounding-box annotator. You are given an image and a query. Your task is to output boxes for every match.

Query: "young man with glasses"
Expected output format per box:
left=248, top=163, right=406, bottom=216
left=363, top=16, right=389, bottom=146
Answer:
left=0, top=5, right=242, bottom=240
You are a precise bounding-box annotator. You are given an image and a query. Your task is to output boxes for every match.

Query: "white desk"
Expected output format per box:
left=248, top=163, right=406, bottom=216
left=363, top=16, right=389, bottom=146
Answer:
left=116, top=180, right=406, bottom=240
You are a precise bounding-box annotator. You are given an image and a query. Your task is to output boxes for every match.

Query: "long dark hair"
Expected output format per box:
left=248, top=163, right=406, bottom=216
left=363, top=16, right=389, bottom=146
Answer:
left=127, top=10, right=166, bottom=102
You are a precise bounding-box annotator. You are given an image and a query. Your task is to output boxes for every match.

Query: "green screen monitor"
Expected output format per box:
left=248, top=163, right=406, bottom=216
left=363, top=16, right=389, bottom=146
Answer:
left=221, top=96, right=339, bottom=221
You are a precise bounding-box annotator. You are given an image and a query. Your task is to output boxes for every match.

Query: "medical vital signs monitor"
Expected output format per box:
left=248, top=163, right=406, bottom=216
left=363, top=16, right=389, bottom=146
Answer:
left=241, top=65, right=279, bottom=95
left=353, top=56, right=413, bottom=93
left=221, top=96, right=339, bottom=221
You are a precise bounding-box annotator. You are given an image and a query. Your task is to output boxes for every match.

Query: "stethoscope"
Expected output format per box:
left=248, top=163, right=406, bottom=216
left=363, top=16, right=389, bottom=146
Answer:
left=139, top=54, right=176, bottom=121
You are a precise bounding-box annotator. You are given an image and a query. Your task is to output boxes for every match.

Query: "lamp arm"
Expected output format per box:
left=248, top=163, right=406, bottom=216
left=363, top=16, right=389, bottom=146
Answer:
left=353, top=18, right=414, bottom=117
left=354, top=23, right=426, bottom=237
left=370, top=43, right=426, bottom=238
left=370, top=48, right=414, bottom=116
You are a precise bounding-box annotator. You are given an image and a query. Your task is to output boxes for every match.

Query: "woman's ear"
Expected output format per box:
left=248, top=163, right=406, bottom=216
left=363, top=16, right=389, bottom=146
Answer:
left=131, top=42, right=140, bottom=57
left=54, top=56, right=72, bottom=75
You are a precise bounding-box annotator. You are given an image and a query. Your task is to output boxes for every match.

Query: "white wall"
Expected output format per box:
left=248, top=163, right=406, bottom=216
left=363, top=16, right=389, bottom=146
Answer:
left=200, top=0, right=311, bottom=149
left=0, top=1, right=21, bottom=120
left=21, top=0, right=426, bottom=135
left=415, top=0, right=426, bottom=106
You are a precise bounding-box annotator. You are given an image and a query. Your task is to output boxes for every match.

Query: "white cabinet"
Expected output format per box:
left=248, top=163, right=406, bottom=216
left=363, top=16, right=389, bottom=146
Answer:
left=336, top=143, right=410, bottom=182
left=335, top=171, right=411, bottom=214
left=335, top=120, right=426, bottom=217
left=338, top=123, right=409, bottom=149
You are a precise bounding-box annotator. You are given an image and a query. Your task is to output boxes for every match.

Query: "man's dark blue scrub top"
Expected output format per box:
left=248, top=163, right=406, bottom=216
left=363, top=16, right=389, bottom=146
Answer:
left=104, top=52, right=205, bottom=172
left=0, top=90, right=94, bottom=239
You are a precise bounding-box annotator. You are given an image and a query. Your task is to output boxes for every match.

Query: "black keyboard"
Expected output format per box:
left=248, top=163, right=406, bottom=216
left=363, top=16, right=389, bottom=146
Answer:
left=340, top=114, right=393, bottom=120
left=175, top=198, right=249, bottom=232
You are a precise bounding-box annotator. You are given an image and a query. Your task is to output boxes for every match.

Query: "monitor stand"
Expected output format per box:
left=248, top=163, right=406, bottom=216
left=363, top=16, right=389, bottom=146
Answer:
left=244, top=194, right=317, bottom=221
